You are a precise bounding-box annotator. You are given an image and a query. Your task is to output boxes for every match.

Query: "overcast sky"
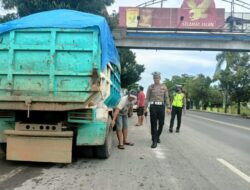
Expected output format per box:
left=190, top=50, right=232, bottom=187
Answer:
left=107, top=0, right=248, bottom=89
left=107, top=0, right=248, bottom=13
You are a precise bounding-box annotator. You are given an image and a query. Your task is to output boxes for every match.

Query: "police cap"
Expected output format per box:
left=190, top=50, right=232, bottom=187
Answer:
left=176, top=85, right=182, bottom=92
left=152, top=72, right=161, bottom=78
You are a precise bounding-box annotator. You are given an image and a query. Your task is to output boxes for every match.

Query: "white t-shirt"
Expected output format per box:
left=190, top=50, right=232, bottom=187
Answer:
left=116, top=95, right=136, bottom=115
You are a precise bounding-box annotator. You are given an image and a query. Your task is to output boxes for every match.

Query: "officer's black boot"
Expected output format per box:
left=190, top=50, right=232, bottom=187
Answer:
left=176, top=128, right=180, bottom=133
left=151, top=142, right=157, bottom=148
left=169, top=128, right=173, bottom=133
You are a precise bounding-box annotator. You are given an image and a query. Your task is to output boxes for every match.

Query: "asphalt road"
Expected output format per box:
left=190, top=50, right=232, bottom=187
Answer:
left=0, top=111, right=249, bottom=190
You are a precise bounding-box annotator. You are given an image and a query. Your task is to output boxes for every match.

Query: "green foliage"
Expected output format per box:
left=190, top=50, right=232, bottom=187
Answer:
left=164, top=76, right=191, bottom=106
left=206, top=104, right=250, bottom=117
left=208, top=86, right=223, bottom=106
left=107, top=12, right=119, bottom=30
left=0, top=13, right=18, bottom=23
left=127, top=83, right=140, bottom=92
left=164, top=74, right=194, bottom=95
left=164, top=74, right=212, bottom=109
left=214, top=52, right=250, bottom=114
left=118, top=48, right=145, bottom=88
left=119, top=49, right=248, bottom=114
left=164, top=78, right=175, bottom=93
left=188, top=74, right=212, bottom=109
left=1, top=0, right=114, bottom=18
left=230, top=53, right=250, bottom=101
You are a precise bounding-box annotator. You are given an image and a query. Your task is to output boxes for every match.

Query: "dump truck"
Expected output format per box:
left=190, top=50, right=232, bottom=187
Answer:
left=0, top=10, right=121, bottom=163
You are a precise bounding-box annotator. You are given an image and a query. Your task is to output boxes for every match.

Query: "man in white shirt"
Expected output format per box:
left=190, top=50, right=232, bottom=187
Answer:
left=110, top=93, right=136, bottom=149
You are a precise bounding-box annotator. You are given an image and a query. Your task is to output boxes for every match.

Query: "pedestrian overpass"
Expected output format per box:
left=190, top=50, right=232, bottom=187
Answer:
left=113, top=29, right=250, bottom=51
left=113, top=0, right=250, bottom=51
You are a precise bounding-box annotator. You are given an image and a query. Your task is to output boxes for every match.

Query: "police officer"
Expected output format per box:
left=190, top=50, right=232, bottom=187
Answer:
left=169, top=85, right=186, bottom=133
left=145, top=72, right=171, bottom=148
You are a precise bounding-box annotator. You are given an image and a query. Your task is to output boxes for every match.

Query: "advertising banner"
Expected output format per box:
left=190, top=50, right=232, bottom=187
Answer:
left=119, top=0, right=225, bottom=30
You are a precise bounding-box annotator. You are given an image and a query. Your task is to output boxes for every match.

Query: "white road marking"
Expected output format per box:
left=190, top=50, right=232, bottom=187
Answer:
left=154, top=150, right=166, bottom=159
left=0, top=167, right=26, bottom=183
left=144, top=121, right=166, bottom=159
left=217, top=158, right=250, bottom=184
left=189, top=114, right=250, bottom=131
left=152, top=146, right=166, bottom=159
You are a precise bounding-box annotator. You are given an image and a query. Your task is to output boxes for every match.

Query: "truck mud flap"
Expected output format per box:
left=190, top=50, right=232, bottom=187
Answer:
left=4, top=130, right=73, bottom=163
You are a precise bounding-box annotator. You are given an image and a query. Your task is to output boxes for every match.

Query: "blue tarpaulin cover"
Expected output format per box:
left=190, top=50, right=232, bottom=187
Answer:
left=0, top=9, right=120, bottom=70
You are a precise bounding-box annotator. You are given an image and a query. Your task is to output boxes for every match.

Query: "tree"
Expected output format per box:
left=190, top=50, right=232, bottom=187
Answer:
left=0, top=13, right=17, bottom=23
left=164, top=74, right=194, bottom=103
left=230, top=53, right=250, bottom=114
left=214, top=52, right=250, bottom=114
left=118, top=48, right=145, bottom=88
left=188, top=74, right=212, bottom=109
left=107, top=11, right=119, bottom=30
left=164, top=74, right=194, bottom=90
left=1, top=0, right=114, bottom=18
left=208, top=86, right=223, bottom=108
left=163, top=78, right=175, bottom=93
left=214, top=52, right=235, bottom=113
left=164, top=74, right=213, bottom=110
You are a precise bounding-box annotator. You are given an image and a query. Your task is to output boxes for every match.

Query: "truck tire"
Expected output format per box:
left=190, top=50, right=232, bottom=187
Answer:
left=77, top=146, right=94, bottom=158
left=0, top=143, right=6, bottom=154
left=95, top=119, right=113, bottom=159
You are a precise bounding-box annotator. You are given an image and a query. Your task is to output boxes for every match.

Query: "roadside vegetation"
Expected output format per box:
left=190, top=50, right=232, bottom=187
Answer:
left=164, top=52, right=250, bottom=117
left=205, top=104, right=250, bottom=117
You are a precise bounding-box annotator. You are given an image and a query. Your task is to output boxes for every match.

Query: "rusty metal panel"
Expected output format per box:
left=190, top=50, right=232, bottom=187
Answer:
left=0, top=92, right=100, bottom=111
left=5, top=130, right=73, bottom=163
left=77, top=121, right=106, bottom=146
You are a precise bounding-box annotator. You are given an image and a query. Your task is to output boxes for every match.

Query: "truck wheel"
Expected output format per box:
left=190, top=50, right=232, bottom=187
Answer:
left=77, top=146, right=94, bottom=158
left=95, top=120, right=113, bottom=159
left=0, top=143, right=6, bottom=154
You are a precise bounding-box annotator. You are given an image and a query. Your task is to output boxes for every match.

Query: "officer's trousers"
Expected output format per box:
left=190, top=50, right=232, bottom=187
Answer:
left=149, top=104, right=165, bottom=143
left=169, top=106, right=183, bottom=130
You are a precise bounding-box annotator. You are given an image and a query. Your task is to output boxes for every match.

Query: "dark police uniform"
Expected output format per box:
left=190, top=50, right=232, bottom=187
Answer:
left=145, top=72, right=170, bottom=148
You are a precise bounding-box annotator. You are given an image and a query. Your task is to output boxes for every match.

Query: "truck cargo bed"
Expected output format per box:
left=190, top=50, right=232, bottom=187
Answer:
left=0, top=28, right=101, bottom=110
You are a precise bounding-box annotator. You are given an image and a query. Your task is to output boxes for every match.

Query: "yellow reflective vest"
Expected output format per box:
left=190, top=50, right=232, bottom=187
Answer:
left=172, top=93, right=185, bottom=107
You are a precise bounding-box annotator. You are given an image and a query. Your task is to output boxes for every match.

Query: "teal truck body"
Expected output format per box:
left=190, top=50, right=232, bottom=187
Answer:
left=0, top=10, right=121, bottom=163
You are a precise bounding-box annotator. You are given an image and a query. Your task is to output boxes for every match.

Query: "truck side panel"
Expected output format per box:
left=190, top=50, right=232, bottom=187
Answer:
left=0, top=28, right=101, bottom=106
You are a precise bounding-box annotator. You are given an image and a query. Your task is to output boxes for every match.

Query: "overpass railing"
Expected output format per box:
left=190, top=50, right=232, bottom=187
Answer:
left=224, top=12, right=250, bottom=33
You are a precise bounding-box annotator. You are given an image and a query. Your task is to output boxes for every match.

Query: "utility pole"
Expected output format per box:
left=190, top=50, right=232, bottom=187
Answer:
left=231, top=0, right=235, bottom=16
left=230, top=0, right=235, bottom=32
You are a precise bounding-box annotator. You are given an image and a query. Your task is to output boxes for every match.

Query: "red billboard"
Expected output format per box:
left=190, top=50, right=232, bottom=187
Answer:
left=119, top=0, right=225, bottom=30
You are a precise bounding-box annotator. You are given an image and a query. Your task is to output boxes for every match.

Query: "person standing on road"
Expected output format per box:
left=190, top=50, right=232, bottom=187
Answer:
left=110, top=92, right=136, bottom=149
left=136, top=86, right=145, bottom=126
left=145, top=72, right=171, bottom=148
left=169, top=85, right=186, bottom=133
